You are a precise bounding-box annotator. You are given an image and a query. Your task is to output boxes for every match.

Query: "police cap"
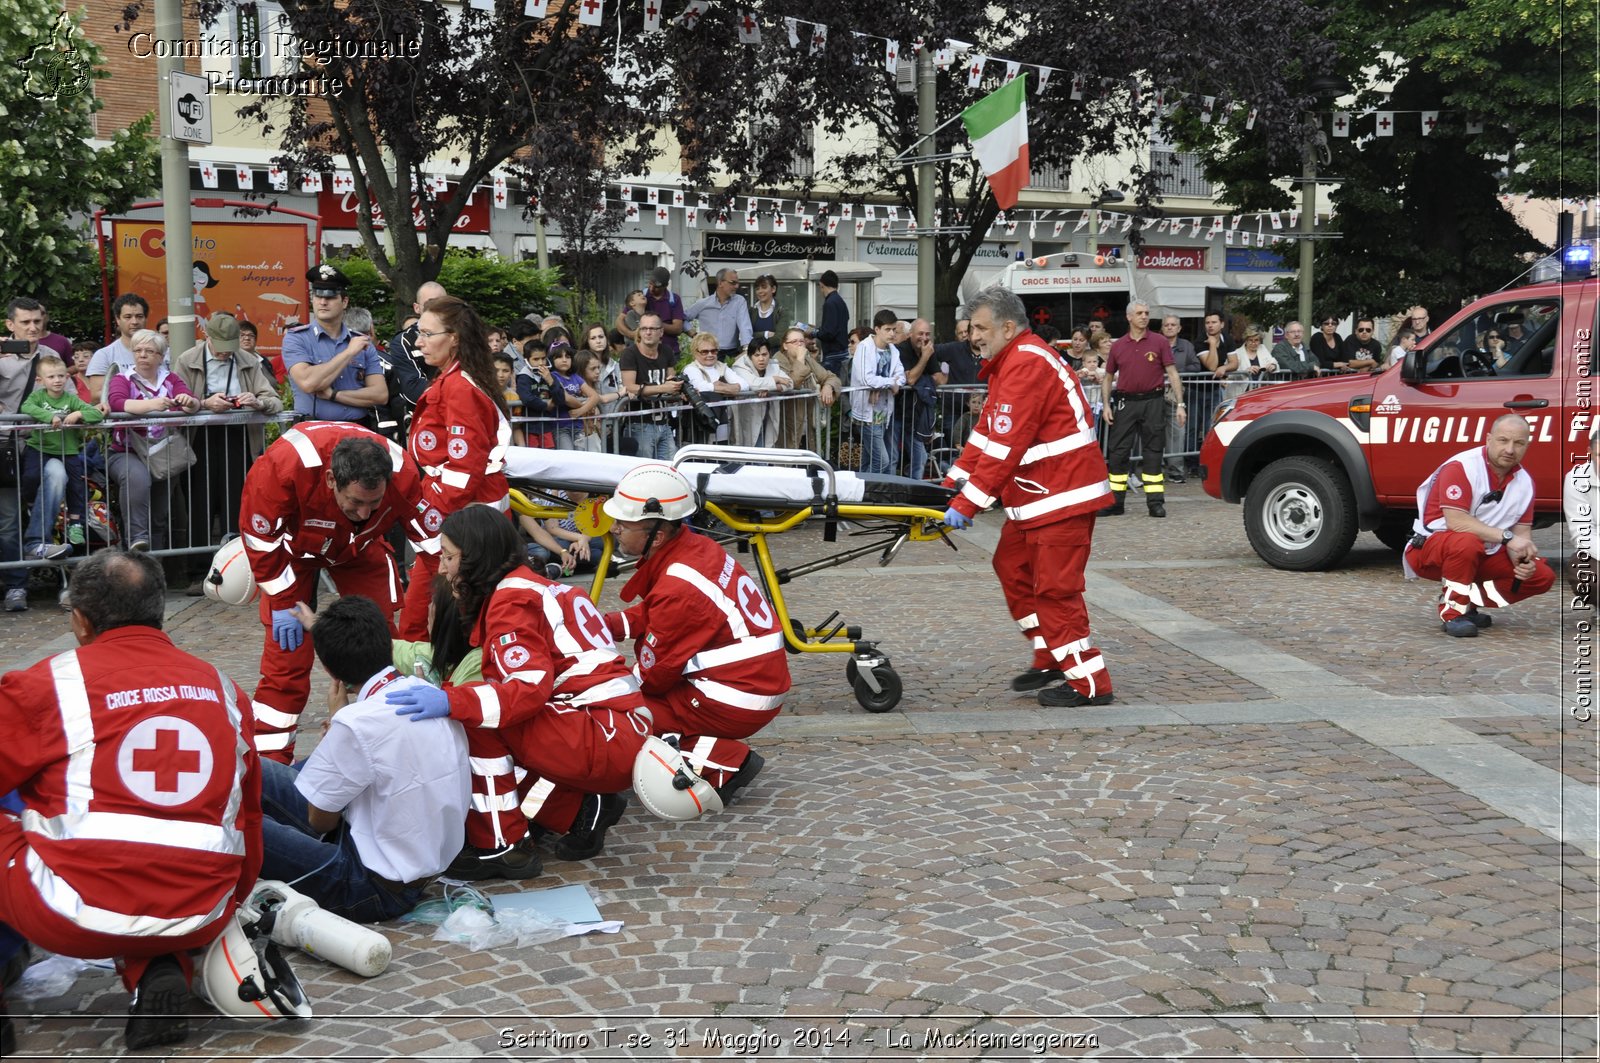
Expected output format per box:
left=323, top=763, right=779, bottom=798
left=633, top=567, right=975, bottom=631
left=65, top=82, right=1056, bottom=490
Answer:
left=308, top=263, right=351, bottom=298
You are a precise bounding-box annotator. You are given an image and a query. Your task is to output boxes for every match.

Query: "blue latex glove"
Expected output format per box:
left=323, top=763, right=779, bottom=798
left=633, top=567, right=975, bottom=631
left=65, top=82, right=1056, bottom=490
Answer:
left=269, top=609, right=304, bottom=653
left=388, top=685, right=451, bottom=721
left=943, top=506, right=973, bottom=530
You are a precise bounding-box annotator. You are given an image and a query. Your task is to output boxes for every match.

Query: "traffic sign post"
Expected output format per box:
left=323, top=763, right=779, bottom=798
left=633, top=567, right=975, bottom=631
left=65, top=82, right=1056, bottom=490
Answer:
left=169, top=70, right=213, bottom=145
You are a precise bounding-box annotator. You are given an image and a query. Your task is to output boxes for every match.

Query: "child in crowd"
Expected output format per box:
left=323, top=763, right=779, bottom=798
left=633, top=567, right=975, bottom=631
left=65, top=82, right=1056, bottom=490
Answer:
left=614, top=289, right=647, bottom=342
left=730, top=338, right=793, bottom=448
left=21, top=354, right=104, bottom=554
left=548, top=340, right=599, bottom=451
left=517, top=490, right=606, bottom=579
left=493, top=352, right=526, bottom=446
left=574, top=351, right=619, bottom=453
left=521, top=339, right=557, bottom=448
left=1389, top=328, right=1417, bottom=368
left=69, top=340, right=95, bottom=401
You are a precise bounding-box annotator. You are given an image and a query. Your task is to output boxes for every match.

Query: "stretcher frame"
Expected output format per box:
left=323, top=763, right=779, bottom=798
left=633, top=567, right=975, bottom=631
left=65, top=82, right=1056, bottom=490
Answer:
left=506, top=445, right=955, bottom=711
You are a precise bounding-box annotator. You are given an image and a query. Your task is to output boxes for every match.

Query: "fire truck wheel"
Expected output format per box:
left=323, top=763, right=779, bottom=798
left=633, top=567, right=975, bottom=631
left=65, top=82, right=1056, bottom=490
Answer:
left=1244, top=455, right=1358, bottom=571
left=1373, top=516, right=1414, bottom=553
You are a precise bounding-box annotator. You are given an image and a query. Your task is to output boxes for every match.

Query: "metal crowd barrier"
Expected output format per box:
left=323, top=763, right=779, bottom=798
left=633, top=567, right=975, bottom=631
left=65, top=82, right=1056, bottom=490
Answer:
left=0, top=411, right=295, bottom=572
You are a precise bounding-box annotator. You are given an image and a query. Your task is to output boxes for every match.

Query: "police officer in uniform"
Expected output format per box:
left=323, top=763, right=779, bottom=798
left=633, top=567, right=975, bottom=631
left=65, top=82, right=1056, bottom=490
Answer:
left=1102, top=300, right=1185, bottom=517
left=282, top=265, right=388, bottom=426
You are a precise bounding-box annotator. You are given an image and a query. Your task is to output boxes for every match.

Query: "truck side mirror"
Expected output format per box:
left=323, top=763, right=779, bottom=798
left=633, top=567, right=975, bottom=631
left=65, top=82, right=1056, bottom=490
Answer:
left=1400, top=349, right=1423, bottom=383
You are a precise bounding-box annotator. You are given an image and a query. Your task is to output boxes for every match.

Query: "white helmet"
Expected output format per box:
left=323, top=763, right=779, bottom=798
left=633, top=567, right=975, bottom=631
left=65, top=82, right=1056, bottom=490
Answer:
left=603, top=464, right=698, bottom=522
left=197, top=914, right=312, bottom=1021
left=203, top=537, right=258, bottom=606
left=632, top=736, right=723, bottom=821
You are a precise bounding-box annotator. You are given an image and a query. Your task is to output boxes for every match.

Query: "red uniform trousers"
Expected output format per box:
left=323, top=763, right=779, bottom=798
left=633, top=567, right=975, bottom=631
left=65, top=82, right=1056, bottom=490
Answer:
left=642, top=686, right=779, bottom=790
left=462, top=706, right=649, bottom=850
left=252, top=547, right=401, bottom=763
left=0, top=819, right=228, bottom=991
left=397, top=551, right=440, bottom=642
left=991, top=514, right=1112, bottom=698
left=1407, top=530, right=1556, bottom=620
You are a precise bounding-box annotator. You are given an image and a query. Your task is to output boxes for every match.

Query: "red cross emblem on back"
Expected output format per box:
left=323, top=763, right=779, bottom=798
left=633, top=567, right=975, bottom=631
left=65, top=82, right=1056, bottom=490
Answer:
left=134, top=729, right=201, bottom=792
left=118, top=715, right=215, bottom=807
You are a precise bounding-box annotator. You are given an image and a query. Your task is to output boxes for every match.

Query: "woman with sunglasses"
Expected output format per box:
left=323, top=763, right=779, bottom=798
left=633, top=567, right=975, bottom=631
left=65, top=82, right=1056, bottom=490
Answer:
left=397, top=295, right=512, bottom=640
left=1309, top=315, right=1345, bottom=372
left=1484, top=330, right=1512, bottom=370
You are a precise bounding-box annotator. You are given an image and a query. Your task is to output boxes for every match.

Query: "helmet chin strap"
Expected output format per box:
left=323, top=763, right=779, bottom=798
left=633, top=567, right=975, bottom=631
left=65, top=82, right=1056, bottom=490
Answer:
left=638, top=518, right=668, bottom=562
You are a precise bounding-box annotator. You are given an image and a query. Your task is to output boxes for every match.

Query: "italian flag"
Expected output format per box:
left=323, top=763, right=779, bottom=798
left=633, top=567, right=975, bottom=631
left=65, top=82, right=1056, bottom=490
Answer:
left=961, top=74, right=1030, bottom=210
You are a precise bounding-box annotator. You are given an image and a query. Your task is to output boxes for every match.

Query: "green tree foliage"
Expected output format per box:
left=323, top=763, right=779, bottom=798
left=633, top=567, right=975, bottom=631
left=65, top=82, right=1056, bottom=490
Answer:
left=332, top=250, right=561, bottom=338
left=1, top=1, right=157, bottom=319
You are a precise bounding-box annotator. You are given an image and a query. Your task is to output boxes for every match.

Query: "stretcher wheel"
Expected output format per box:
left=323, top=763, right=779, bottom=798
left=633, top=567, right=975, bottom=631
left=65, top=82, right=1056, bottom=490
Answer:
left=852, top=667, right=901, bottom=713
left=845, top=657, right=859, bottom=685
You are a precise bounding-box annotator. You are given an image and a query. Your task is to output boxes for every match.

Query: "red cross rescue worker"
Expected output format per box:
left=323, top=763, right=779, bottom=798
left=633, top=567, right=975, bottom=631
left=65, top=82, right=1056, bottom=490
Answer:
left=384, top=506, right=651, bottom=879
left=0, top=550, right=263, bottom=1052
left=1404, top=413, right=1556, bottom=636
left=239, top=422, right=435, bottom=763
left=396, top=295, right=512, bottom=642
left=941, top=286, right=1116, bottom=708
left=601, top=463, right=784, bottom=799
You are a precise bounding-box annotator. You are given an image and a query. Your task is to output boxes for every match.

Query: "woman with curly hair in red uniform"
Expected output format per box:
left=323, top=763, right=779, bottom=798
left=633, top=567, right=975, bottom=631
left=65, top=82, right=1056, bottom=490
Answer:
left=397, top=296, right=511, bottom=640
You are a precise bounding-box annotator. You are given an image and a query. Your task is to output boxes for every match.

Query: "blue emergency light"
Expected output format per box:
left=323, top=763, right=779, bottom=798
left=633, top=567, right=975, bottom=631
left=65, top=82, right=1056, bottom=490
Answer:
left=1562, top=243, right=1595, bottom=279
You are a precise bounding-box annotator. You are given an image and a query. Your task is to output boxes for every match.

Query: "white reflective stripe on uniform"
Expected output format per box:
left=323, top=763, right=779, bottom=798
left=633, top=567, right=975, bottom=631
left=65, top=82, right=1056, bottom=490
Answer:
left=1020, top=425, right=1099, bottom=465
left=242, top=532, right=284, bottom=553
left=48, top=651, right=94, bottom=816
left=26, top=849, right=230, bottom=939
left=968, top=431, right=1011, bottom=461
left=1055, top=637, right=1091, bottom=657
left=947, top=463, right=971, bottom=483
left=1016, top=613, right=1039, bottom=632
left=1005, top=480, right=1111, bottom=522
left=487, top=494, right=510, bottom=513
left=498, top=576, right=543, bottom=592
left=664, top=563, right=751, bottom=639
left=683, top=632, right=785, bottom=674
left=385, top=551, right=399, bottom=608
left=433, top=467, right=470, bottom=490
left=1442, top=578, right=1486, bottom=607
left=214, top=668, right=247, bottom=842
left=251, top=701, right=300, bottom=729
left=616, top=613, right=632, bottom=640
left=1061, top=653, right=1106, bottom=678
left=484, top=415, right=512, bottom=474
left=473, top=685, right=501, bottom=728
left=471, top=791, right=519, bottom=812
left=685, top=736, right=720, bottom=772
left=558, top=675, right=642, bottom=708
left=384, top=438, right=407, bottom=472
left=519, top=777, right=556, bottom=818
left=1482, top=581, right=1511, bottom=608
left=254, top=731, right=293, bottom=751
left=1032, top=637, right=1047, bottom=649
left=259, top=565, right=297, bottom=596
left=470, top=755, right=516, bottom=775
left=960, top=481, right=996, bottom=509
left=555, top=649, right=626, bottom=684
left=503, top=669, right=547, bottom=686
left=281, top=428, right=321, bottom=468
left=22, top=810, right=245, bottom=855
left=687, top=677, right=785, bottom=712
left=413, top=535, right=441, bottom=556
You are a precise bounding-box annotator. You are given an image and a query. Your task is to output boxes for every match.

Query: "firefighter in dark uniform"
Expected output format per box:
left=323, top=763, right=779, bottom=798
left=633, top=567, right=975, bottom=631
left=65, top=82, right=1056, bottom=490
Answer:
left=1102, top=300, right=1185, bottom=518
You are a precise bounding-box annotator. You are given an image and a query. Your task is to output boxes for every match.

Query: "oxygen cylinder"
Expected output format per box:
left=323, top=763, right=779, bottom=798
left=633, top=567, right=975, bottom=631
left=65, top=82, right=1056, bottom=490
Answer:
left=246, top=880, right=392, bottom=978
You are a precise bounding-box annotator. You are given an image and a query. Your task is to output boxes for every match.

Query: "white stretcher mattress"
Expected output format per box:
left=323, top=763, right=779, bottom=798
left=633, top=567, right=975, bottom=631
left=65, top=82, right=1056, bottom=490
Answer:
left=501, top=447, right=952, bottom=509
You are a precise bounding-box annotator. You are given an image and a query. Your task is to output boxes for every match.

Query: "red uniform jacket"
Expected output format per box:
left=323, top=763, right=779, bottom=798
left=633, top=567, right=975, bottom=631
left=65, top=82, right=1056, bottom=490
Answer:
left=0, top=628, right=262, bottom=943
left=407, top=363, right=511, bottom=554
left=445, top=567, right=645, bottom=729
left=606, top=529, right=790, bottom=714
left=944, top=330, right=1111, bottom=528
left=239, top=422, right=434, bottom=611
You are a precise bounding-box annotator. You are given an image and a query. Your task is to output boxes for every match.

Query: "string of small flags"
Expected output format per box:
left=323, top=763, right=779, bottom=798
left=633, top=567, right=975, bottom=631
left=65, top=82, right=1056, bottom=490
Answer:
left=191, top=163, right=1333, bottom=247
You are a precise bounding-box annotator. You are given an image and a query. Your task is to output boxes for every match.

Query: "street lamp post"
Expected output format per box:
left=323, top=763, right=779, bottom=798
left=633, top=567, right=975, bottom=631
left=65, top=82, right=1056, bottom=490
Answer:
left=1296, top=76, right=1351, bottom=329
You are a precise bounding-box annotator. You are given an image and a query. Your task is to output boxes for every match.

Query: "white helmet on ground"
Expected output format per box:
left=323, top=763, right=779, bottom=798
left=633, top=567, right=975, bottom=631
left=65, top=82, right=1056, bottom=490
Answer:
left=632, top=736, right=723, bottom=821
left=602, top=464, right=697, bottom=523
left=197, top=914, right=312, bottom=1021
left=203, top=537, right=258, bottom=606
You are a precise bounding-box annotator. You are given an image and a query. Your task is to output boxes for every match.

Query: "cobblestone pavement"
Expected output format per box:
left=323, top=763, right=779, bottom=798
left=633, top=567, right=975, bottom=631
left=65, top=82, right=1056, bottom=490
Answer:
left=4, top=483, right=1597, bottom=1060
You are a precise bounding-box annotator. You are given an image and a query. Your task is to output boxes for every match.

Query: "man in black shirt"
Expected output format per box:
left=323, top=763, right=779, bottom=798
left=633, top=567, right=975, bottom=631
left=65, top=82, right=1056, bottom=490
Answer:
left=814, top=270, right=851, bottom=380
left=1342, top=317, right=1384, bottom=371
left=619, top=312, right=683, bottom=460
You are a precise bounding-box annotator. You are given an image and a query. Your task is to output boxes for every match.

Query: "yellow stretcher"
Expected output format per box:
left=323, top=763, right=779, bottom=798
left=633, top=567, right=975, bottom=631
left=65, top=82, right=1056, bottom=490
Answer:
left=505, top=445, right=956, bottom=712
